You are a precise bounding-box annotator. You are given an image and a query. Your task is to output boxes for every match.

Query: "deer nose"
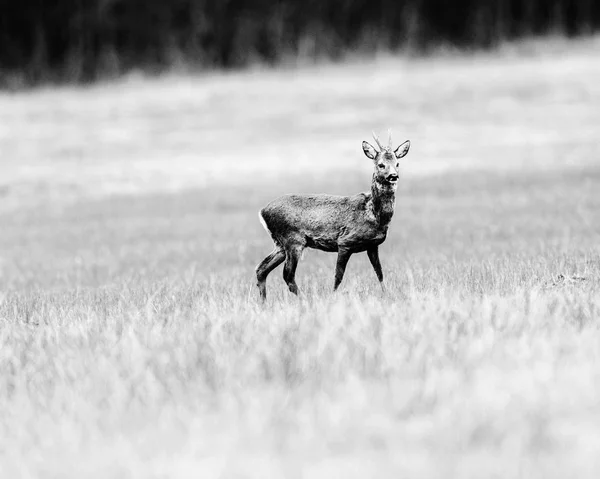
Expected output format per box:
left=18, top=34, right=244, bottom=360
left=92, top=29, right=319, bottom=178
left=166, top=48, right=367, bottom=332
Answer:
left=387, top=173, right=399, bottom=182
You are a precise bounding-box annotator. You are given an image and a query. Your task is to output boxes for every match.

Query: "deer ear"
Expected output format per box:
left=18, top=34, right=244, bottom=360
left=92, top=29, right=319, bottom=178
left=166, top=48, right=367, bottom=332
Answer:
left=394, top=140, right=410, bottom=159
left=362, top=141, right=377, bottom=160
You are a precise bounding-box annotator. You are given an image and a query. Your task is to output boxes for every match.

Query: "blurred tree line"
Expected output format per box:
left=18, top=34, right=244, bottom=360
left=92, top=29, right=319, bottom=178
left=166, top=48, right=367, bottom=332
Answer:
left=0, top=0, right=598, bottom=85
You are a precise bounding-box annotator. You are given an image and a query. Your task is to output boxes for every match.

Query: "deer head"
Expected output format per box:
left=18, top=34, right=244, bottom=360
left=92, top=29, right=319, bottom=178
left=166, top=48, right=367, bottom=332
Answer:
left=362, top=130, right=410, bottom=187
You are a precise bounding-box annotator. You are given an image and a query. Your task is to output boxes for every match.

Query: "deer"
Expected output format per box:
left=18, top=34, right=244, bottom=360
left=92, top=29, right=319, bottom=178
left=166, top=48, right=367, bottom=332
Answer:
left=255, top=130, right=411, bottom=301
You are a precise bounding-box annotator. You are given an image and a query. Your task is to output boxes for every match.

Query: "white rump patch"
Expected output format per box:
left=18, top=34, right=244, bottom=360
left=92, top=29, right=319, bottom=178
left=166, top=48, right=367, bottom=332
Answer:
left=258, top=210, right=271, bottom=236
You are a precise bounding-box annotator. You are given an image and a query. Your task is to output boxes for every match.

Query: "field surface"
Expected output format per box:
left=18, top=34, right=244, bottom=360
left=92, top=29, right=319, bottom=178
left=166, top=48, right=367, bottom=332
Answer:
left=1, top=39, right=600, bottom=478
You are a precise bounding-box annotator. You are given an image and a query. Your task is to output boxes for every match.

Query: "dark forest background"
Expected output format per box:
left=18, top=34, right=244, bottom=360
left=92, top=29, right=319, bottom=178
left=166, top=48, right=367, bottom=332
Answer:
left=0, top=0, right=599, bottom=86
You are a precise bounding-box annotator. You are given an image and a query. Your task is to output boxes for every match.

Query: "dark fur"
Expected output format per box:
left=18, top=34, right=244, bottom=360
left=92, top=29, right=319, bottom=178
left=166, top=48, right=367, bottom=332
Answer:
left=256, top=137, right=410, bottom=300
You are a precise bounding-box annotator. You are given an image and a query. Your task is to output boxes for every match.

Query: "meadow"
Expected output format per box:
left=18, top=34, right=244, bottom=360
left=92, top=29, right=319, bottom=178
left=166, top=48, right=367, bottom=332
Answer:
left=1, top=39, right=600, bottom=478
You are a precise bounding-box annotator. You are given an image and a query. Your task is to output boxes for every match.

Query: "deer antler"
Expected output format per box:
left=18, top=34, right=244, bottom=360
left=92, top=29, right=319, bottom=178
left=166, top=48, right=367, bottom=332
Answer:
left=388, top=129, right=393, bottom=149
left=372, top=131, right=383, bottom=151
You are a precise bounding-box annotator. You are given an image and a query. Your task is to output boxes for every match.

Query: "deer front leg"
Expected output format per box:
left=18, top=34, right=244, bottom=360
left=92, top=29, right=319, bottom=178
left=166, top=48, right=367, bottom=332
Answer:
left=333, top=248, right=352, bottom=291
left=367, top=246, right=385, bottom=290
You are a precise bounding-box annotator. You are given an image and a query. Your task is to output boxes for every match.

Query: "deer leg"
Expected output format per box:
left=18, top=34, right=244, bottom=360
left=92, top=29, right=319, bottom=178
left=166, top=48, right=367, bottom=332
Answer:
left=256, top=247, right=285, bottom=301
left=367, top=246, right=385, bottom=290
left=333, top=248, right=352, bottom=291
left=283, top=246, right=302, bottom=295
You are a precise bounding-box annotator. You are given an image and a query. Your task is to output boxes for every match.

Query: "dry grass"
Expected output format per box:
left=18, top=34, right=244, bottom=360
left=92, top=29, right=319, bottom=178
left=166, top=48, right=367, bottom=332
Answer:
left=1, top=40, right=600, bottom=478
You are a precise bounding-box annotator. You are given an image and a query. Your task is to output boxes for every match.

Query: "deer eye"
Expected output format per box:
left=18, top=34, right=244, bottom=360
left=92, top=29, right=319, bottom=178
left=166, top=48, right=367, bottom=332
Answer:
left=396, top=163, right=399, bottom=167
left=378, top=163, right=385, bottom=169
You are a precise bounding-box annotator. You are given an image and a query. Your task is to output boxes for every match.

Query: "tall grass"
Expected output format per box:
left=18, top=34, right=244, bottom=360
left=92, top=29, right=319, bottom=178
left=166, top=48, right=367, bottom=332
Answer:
left=1, top=164, right=598, bottom=477
left=1, top=47, right=599, bottom=477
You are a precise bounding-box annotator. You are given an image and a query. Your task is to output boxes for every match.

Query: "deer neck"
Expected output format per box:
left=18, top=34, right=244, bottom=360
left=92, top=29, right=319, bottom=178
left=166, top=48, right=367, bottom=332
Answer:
left=370, top=174, right=396, bottom=226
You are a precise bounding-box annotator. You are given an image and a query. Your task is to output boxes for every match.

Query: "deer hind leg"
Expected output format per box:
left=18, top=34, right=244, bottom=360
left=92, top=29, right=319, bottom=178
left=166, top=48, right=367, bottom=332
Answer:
left=283, top=245, right=303, bottom=295
left=256, top=247, right=285, bottom=301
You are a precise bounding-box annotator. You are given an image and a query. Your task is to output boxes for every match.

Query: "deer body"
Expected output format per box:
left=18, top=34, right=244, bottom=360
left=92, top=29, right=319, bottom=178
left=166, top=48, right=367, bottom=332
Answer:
left=256, top=131, right=410, bottom=300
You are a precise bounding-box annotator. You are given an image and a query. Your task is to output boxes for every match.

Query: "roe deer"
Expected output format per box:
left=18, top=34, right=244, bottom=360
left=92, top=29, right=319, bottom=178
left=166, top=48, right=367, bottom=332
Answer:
left=256, top=130, right=410, bottom=301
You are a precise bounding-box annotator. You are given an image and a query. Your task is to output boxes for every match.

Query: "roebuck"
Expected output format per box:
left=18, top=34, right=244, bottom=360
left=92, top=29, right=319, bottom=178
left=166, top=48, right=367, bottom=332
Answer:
left=256, top=130, right=410, bottom=300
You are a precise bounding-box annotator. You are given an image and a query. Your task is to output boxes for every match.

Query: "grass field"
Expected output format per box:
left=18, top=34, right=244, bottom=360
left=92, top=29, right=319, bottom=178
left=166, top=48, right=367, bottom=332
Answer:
left=1, top=39, right=600, bottom=478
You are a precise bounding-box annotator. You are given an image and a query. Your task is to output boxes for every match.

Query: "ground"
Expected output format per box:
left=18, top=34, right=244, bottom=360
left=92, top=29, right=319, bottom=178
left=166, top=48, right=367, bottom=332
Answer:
left=0, top=38, right=599, bottom=478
